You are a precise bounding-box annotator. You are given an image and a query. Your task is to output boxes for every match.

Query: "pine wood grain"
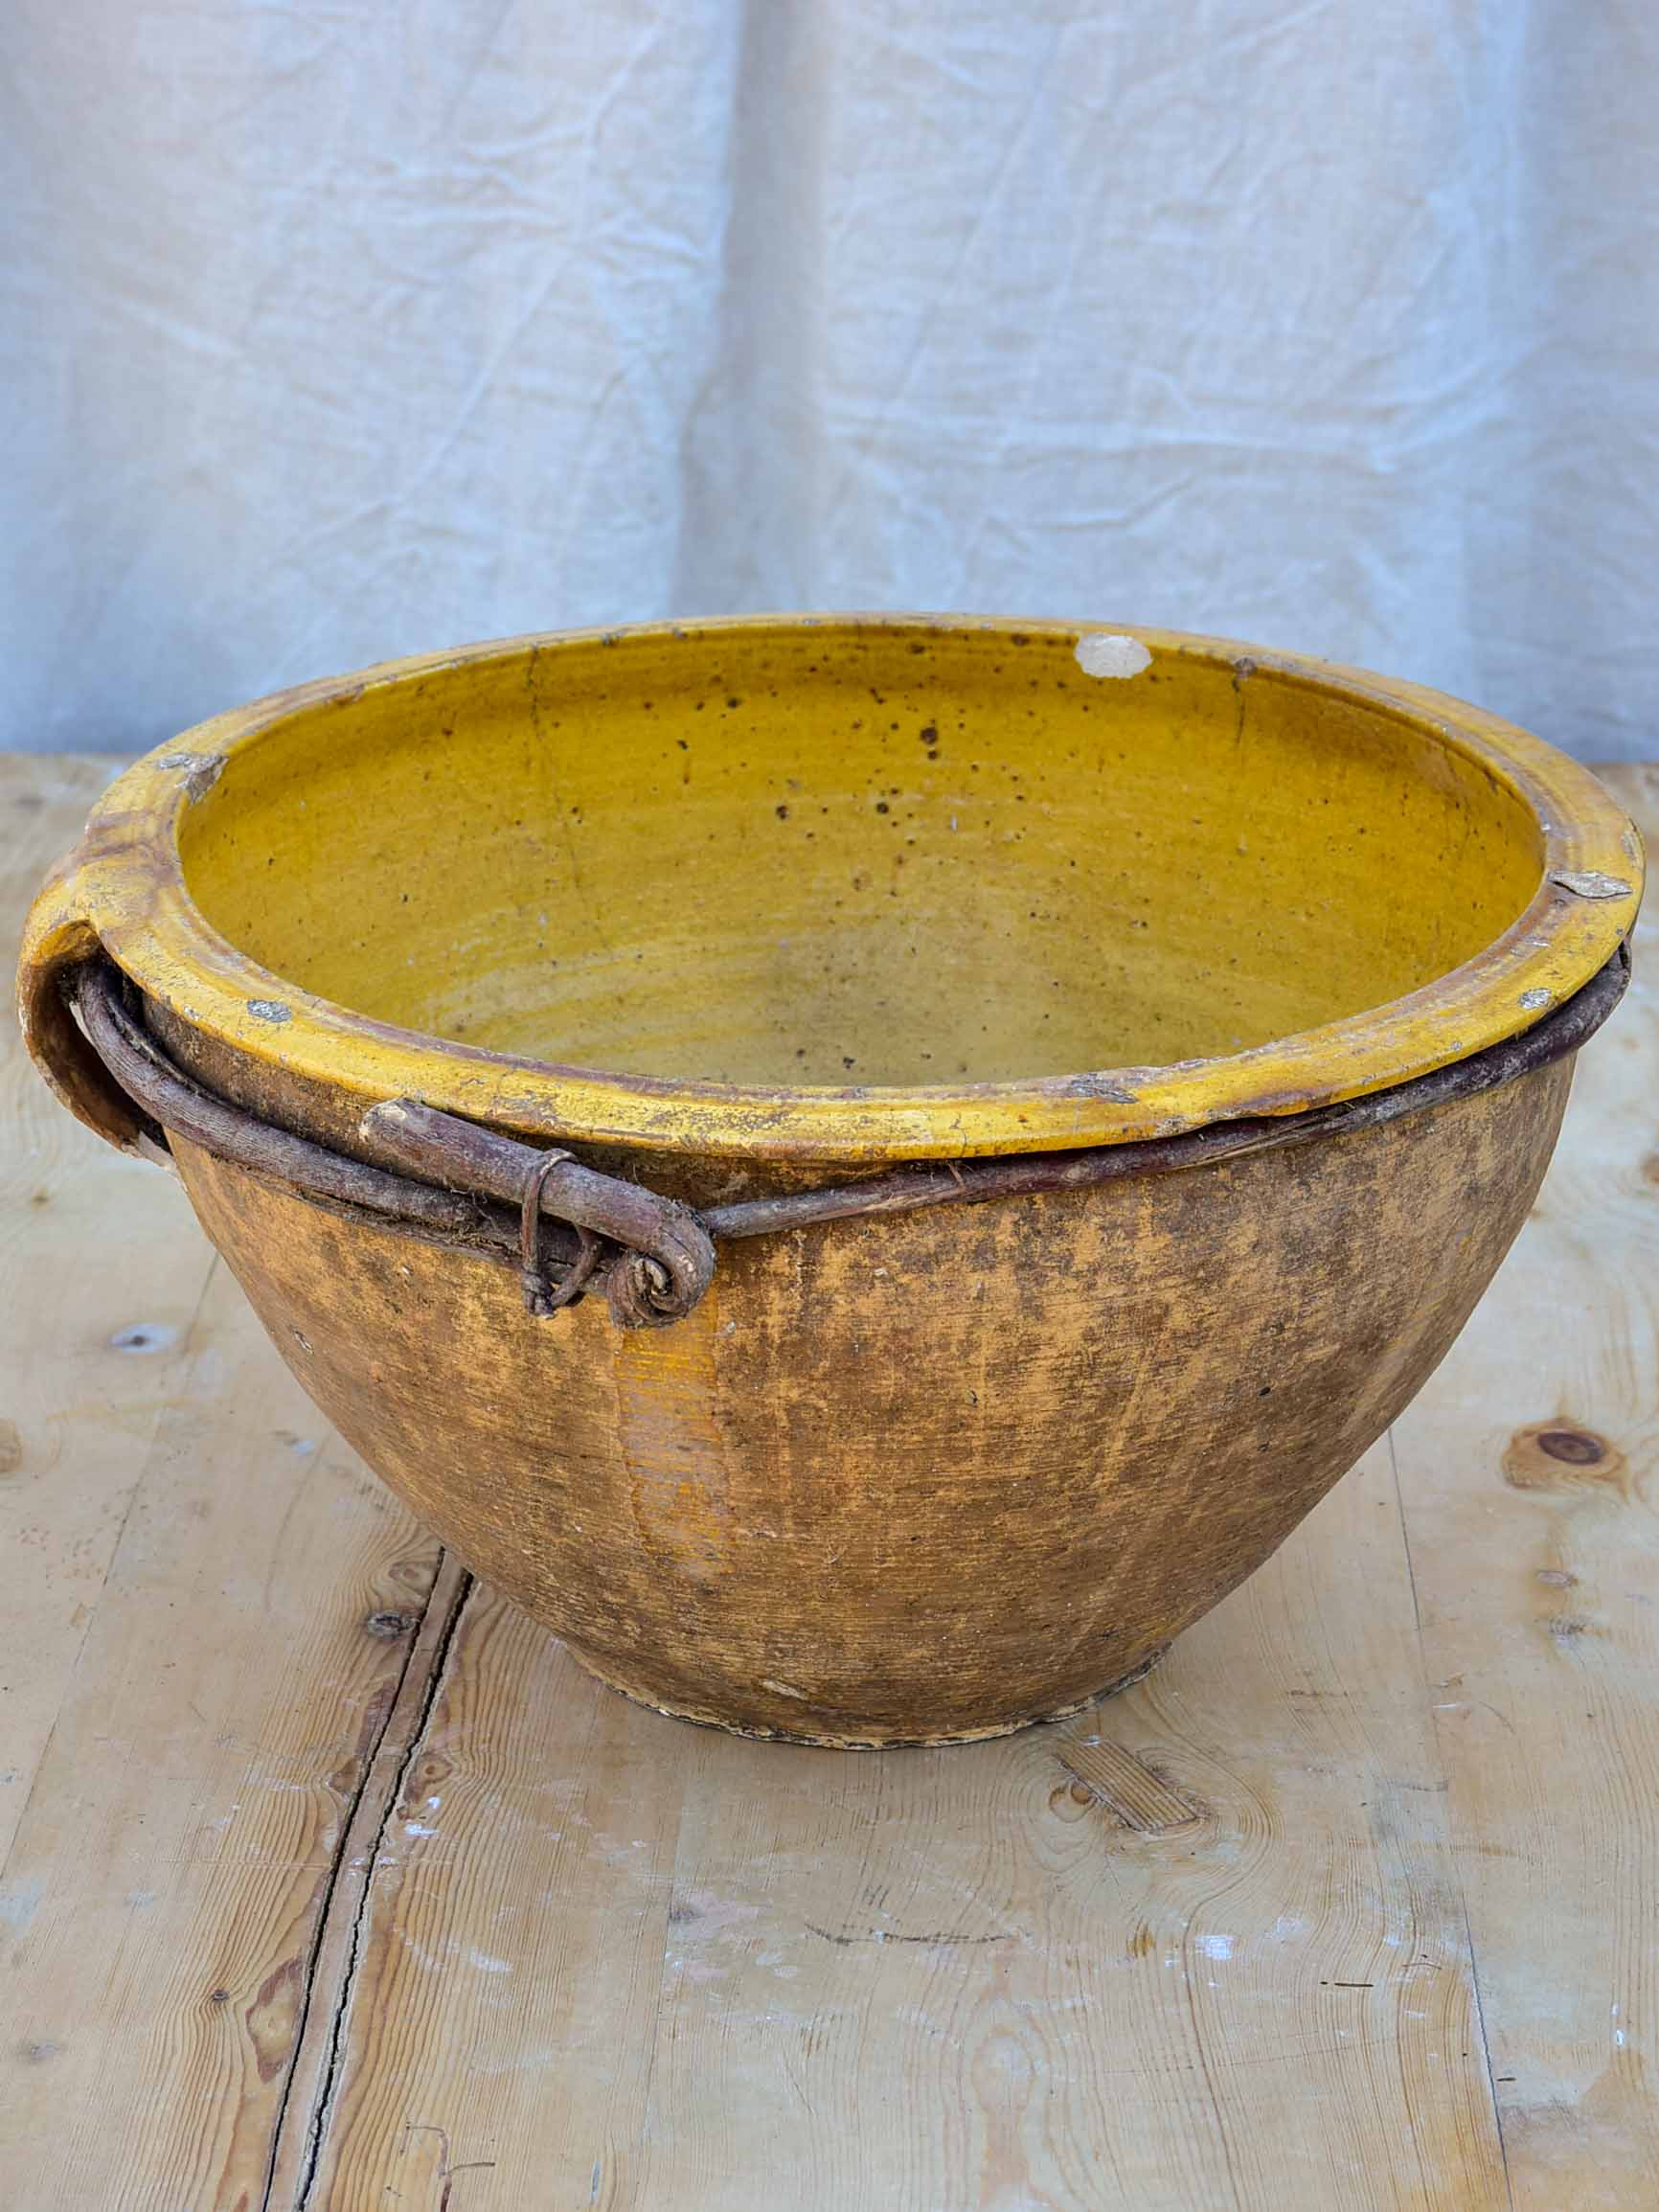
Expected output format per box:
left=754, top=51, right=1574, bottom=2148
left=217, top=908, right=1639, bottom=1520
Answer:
left=0, top=755, right=449, bottom=2208
left=0, top=1277, right=444, bottom=2210
left=1391, top=762, right=1659, bottom=2209
left=285, top=1436, right=1509, bottom=2212
left=0, top=755, right=221, bottom=1870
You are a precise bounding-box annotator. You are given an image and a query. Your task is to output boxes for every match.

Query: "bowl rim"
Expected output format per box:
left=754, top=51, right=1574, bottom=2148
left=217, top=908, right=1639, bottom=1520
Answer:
left=54, top=614, right=1645, bottom=1163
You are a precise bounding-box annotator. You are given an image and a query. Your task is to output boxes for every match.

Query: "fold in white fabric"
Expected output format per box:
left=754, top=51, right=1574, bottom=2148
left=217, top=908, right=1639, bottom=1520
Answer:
left=4, top=1, right=1654, bottom=758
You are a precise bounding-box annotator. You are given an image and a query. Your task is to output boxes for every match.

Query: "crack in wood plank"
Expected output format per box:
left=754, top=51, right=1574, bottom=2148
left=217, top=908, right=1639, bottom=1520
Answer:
left=261, top=1555, right=474, bottom=2212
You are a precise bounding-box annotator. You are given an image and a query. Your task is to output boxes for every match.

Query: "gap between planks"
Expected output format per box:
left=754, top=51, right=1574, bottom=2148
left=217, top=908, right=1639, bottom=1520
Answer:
left=263, top=1555, right=475, bottom=2212
left=1389, top=1425, right=1517, bottom=2212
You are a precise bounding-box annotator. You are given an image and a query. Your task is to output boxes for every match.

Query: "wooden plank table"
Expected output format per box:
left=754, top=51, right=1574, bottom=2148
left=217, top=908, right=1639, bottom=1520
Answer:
left=2, top=752, right=1654, bottom=2212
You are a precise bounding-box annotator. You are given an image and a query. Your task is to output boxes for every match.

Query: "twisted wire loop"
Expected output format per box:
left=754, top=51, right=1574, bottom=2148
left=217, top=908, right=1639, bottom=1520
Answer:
left=503, top=1134, right=716, bottom=1329
left=518, top=1147, right=602, bottom=1317
left=592, top=1194, right=718, bottom=1330
left=515, top=1146, right=715, bottom=1328
left=603, top=1231, right=710, bottom=1331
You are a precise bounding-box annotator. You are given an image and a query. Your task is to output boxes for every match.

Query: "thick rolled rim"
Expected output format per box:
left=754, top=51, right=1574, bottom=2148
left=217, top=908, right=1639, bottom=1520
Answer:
left=48, top=614, right=1646, bottom=1163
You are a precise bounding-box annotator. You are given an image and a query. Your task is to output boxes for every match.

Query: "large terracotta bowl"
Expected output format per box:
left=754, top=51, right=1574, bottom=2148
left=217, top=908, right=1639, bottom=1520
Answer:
left=18, top=619, right=1644, bottom=1744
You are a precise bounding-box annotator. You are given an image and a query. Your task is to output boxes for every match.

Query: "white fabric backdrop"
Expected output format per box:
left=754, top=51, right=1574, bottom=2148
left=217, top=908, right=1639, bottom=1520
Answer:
left=4, top=1, right=1656, bottom=760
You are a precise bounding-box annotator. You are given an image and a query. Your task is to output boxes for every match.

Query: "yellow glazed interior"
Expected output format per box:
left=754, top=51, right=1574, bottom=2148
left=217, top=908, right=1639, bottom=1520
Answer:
left=36, top=618, right=1644, bottom=1160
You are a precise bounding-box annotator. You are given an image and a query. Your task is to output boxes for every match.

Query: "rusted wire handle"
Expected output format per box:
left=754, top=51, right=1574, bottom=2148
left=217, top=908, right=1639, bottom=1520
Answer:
left=362, top=1098, right=716, bottom=1328
left=73, top=964, right=716, bottom=1330
left=69, top=946, right=1631, bottom=1334
left=359, top=939, right=1632, bottom=1249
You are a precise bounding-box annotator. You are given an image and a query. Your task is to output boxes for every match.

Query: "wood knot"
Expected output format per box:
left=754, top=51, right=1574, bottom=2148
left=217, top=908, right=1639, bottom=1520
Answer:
left=1545, top=1614, right=1590, bottom=1642
left=1503, top=1422, right=1628, bottom=1496
left=364, top=1610, right=414, bottom=1640
left=1537, top=1428, right=1604, bottom=1466
left=1047, top=1777, right=1099, bottom=1821
left=108, top=1322, right=176, bottom=1356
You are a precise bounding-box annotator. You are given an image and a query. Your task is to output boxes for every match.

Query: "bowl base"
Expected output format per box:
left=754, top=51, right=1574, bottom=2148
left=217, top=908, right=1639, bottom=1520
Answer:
left=565, top=1645, right=1170, bottom=1749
